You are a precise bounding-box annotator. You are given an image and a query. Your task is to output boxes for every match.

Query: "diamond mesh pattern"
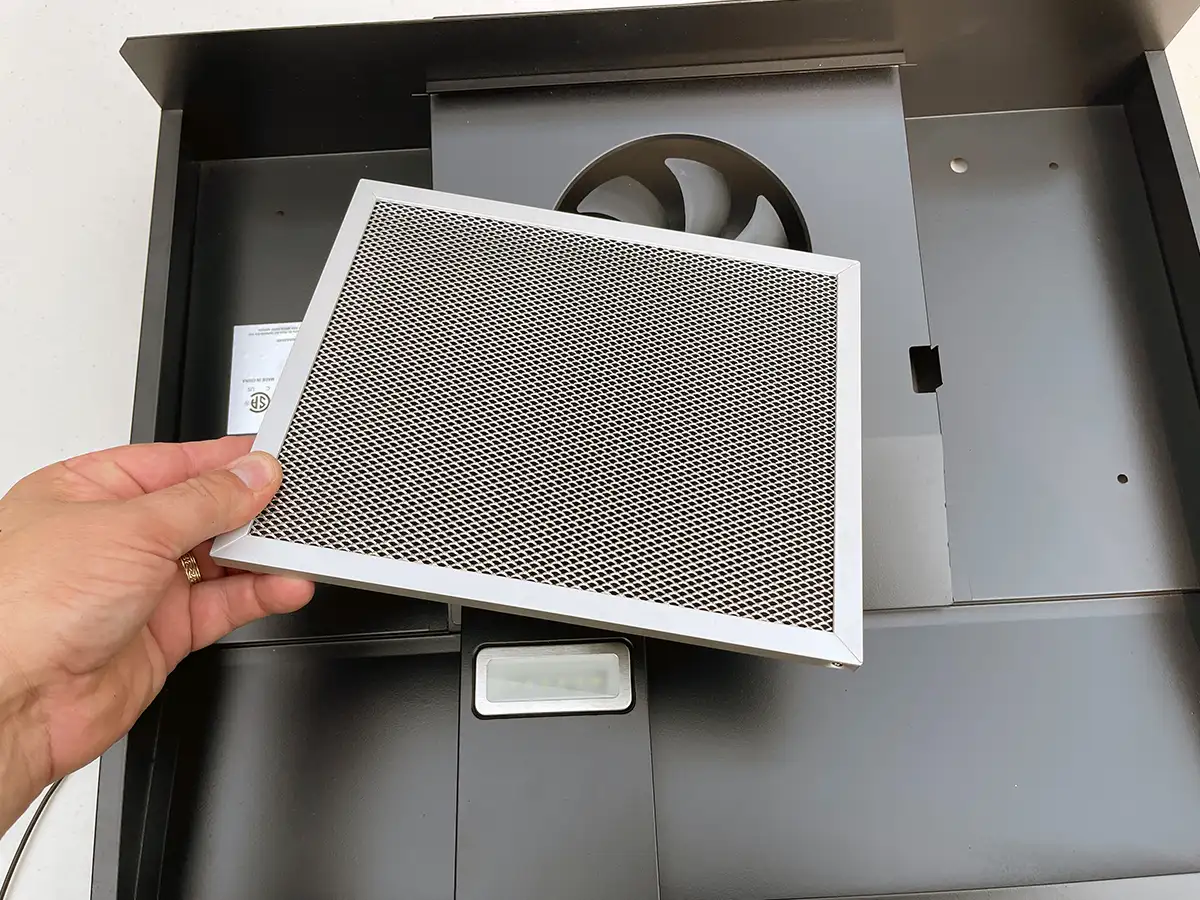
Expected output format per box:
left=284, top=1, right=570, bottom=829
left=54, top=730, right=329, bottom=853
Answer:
left=253, top=199, right=841, bottom=631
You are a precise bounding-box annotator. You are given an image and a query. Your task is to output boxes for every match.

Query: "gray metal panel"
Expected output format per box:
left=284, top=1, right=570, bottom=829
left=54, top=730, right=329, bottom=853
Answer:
left=90, top=739, right=126, bottom=900
left=837, top=873, right=1200, bottom=900
left=130, top=109, right=194, bottom=444
left=1135, top=51, right=1200, bottom=380
left=1124, top=53, right=1200, bottom=594
left=168, top=643, right=460, bottom=900
left=909, top=107, right=1200, bottom=601
left=455, top=611, right=659, bottom=900
left=431, top=68, right=951, bottom=610
left=119, top=0, right=1200, bottom=123
left=180, top=149, right=431, bottom=440
left=427, top=52, right=909, bottom=94
left=650, top=595, right=1200, bottom=900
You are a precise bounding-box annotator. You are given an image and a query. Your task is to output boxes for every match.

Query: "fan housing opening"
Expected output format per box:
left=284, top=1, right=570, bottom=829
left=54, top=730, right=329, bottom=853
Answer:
left=557, top=135, right=812, bottom=253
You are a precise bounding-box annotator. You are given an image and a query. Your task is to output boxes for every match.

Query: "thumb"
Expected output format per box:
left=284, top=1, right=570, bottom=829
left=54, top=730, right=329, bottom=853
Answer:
left=128, top=452, right=282, bottom=558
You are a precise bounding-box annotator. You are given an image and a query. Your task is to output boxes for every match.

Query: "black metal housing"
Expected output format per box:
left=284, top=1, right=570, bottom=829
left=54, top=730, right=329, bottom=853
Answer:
left=102, top=4, right=1200, bottom=898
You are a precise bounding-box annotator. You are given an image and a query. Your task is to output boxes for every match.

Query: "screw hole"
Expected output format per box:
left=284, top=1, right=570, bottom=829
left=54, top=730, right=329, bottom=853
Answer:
left=950, top=157, right=969, bottom=174
left=1117, top=473, right=1129, bottom=484
left=274, top=209, right=285, bottom=217
left=1049, top=162, right=1060, bottom=170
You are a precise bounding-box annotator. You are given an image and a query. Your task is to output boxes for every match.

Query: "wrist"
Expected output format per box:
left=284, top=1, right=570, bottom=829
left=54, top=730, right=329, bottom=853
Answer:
left=0, top=660, right=48, bottom=832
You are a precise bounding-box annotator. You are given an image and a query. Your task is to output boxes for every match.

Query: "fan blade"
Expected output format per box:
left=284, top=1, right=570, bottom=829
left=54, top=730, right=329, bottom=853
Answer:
left=665, top=158, right=731, bottom=237
left=576, top=176, right=667, bottom=228
left=735, top=196, right=789, bottom=248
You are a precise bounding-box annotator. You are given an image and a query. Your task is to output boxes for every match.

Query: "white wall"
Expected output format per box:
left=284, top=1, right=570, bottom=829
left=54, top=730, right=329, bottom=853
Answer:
left=2, top=2, right=1200, bottom=897
left=1171, top=9, right=1200, bottom=139
left=0, top=0, right=700, bottom=495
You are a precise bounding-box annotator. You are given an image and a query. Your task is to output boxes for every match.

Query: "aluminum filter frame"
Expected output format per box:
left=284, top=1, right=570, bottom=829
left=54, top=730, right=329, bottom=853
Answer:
left=212, top=180, right=862, bottom=666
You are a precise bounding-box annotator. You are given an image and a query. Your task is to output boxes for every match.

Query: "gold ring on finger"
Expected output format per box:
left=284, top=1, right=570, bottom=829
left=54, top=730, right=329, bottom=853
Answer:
left=179, top=553, right=203, bottom=585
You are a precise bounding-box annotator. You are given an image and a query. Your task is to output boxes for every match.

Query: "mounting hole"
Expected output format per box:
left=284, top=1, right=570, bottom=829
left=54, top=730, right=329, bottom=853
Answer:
left=1049, top=162, right=1060, bottom=170
left=1117, top=473, right=1129, bottom=484
left=274, top=209, right=286, bottom=217
left=950, top=157, right=969, bottom=174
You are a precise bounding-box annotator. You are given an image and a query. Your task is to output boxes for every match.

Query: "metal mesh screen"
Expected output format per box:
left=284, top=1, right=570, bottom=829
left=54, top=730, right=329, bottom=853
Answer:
left=253, top=199, right=841, bottom=631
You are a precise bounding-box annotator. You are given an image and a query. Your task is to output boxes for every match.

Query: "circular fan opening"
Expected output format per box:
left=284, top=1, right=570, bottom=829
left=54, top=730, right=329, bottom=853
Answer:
left=556, top=135, right=811, bottom=253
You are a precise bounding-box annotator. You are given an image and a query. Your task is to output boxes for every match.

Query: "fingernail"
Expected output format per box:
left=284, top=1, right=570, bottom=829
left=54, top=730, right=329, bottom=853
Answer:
left=227, top=452, right=278, bottom=491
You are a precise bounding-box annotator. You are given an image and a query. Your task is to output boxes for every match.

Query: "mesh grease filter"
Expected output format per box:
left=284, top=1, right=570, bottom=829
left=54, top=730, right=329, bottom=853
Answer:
left=215, top=182, right=862, bottom=665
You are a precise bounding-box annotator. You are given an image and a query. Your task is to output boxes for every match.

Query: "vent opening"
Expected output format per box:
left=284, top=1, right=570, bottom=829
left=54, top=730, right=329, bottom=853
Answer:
left=557, top=135, right=811, bottom=252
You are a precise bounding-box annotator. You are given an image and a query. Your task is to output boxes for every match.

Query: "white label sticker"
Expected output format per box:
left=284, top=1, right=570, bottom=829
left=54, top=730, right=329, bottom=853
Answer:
left=227, top=322, right=301, bottom=435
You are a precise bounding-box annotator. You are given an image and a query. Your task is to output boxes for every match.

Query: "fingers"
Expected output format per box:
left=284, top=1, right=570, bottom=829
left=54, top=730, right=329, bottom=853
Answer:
left=188, top=573, right=315, bottom=650
left=76, top=436, right=255, bottom=495
left=10, top=436, right=255, bottom=503
left=127, top=452, right=282, bottom=559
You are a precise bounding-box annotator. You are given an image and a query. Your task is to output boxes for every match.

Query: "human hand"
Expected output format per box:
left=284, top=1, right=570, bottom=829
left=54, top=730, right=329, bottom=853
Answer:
left=0, top=437, right=313, bottom=830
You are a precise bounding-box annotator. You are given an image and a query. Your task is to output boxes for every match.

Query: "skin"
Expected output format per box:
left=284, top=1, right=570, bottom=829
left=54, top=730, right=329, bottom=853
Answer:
left=0, top=436, right=314, bottom=832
